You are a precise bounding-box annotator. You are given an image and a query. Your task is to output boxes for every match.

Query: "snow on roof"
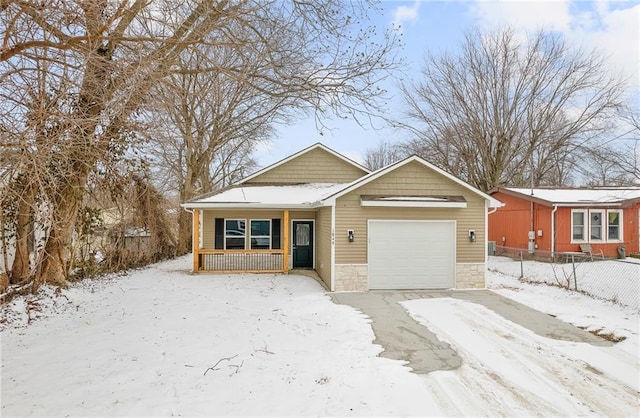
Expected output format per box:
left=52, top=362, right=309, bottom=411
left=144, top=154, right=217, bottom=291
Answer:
left=505, top=187, right=640, bottom=205
left=188, top=183, right=349, bottom=208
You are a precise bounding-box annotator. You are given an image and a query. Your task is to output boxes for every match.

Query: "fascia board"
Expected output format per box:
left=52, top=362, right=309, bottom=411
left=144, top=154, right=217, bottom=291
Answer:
left=181, top=203, right=320, bottom=210
left=360, top=200, right=467, bottom=208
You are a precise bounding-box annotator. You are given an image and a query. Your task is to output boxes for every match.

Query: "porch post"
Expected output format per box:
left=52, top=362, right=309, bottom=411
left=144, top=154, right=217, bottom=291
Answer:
left=283, top=209, right=289, bottom=273
left=192, top=209, right=200, bottom=273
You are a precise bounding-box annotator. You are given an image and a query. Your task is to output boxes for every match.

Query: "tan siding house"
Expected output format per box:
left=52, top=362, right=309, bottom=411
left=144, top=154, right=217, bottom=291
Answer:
left=182, top=143, right=501, bottom=291
left=243, top=146, right=369, bottom=184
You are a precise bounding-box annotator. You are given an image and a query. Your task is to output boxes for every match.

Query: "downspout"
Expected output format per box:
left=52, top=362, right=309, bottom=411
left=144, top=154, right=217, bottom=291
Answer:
left=551, top=204, right=558, bottom=261
left=182, top=206, right=201, bottom=246
left=487, top=205, right=498, bottom=261
left=529, top=186, right=535, bottom=254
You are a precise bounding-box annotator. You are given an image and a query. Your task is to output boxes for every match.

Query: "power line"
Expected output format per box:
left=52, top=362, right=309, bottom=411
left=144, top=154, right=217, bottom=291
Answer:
left=600, top=128, right=638, bottom=146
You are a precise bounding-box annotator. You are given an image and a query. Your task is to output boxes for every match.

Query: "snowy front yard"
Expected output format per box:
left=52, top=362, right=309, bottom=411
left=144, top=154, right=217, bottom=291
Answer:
left=2, top=256, right=639, bottom=416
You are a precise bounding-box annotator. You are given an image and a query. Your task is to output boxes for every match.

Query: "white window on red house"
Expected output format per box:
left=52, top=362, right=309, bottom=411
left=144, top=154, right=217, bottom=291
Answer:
left=572, top=210, right=586, bottom=241
left=590, top=211, right=604, bottom=241
left=608, top=211, right=621, bottom=241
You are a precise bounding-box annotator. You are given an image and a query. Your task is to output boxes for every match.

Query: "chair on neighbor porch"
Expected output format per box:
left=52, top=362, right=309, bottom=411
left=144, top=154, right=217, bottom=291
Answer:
left=579, top=244, right=604, bottom=261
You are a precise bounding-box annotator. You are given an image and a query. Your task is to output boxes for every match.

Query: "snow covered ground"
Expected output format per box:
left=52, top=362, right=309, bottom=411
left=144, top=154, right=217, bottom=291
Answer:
left=488, top=255, right=640, bottom=310
left=1, top=255, right=639, bottom=416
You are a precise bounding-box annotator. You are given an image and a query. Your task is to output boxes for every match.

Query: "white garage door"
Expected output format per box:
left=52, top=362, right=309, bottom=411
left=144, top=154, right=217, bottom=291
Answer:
left=368, top=220, right=455, bottom=290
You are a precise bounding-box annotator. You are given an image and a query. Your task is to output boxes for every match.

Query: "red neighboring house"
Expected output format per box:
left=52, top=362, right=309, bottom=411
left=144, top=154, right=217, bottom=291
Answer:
left=489, top=187, right=640, bottom=257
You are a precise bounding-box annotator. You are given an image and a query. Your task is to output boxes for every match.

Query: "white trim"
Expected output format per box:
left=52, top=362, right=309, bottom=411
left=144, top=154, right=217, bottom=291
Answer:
left=323, top=155, right=501, bottom=208
left=291, top=219, right=315, bottom=269
left=184, top=202, right=319, bottom=209
left=239, top=143, right=370, bottom=185
left=570, top=209, right=587, bottom=243
left=552, top=202, right=623, bottom=208
left=485, top=206, right=488, bottom=262
left=606, top=209, right=623, bottom=242
left=361, top=199, right=467, bottom=208
left=589, top=209, right=605, bottom=242
left=551, top=204, right=558, bottom=256
left=330, top=204, right=336, bottom=292
left=570, top=208, right=624, bottom=244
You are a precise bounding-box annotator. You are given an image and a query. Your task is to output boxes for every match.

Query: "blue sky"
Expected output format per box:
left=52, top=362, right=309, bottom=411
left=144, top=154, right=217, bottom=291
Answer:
left=257, top=0, right=640, bottom=167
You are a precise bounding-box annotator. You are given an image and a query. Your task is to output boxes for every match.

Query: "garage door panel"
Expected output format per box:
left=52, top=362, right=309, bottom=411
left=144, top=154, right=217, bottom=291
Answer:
left=368, top=220, right=455, bottom=289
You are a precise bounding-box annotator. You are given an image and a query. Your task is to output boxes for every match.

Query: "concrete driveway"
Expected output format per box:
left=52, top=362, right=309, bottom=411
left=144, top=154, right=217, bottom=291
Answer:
left=331, top=290, right=611, bottom=374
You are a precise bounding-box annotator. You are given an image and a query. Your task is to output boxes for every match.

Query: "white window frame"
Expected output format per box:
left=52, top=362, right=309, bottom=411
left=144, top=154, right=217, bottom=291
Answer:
left=224, top=218, right=246, bottom=250
left=250, top=219, right=271, bottom=250
left=571, top=209, right=587, bottom=243
left=589, top=210, right=605, bottom=242
left=571, top=209, right=624, bottom=244
left=607, top=210, right=623, bottom=242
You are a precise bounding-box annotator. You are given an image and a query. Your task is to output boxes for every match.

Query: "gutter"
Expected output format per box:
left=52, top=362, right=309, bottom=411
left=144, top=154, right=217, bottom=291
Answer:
left=180, top=203, right=321, bottom=210
left=550, top=202, right=623, bottom=208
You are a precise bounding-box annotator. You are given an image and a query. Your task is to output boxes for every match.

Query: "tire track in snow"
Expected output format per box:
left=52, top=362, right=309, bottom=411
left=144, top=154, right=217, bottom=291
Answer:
left=403, top=298, right=639, bottom=416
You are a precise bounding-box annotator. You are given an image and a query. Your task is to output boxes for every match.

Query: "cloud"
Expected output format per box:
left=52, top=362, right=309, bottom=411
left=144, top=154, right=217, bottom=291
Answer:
left=467, top=0, right=639, bottom=98
left=570, top=3, right=640, bottom=92
left=469, top=0, right=572, bottom=32
left=392, top=1, right=421, bottom=29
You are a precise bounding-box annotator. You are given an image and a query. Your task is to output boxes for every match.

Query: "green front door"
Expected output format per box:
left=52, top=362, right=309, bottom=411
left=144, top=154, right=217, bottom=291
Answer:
left=293, top=221, right=313, bottom=268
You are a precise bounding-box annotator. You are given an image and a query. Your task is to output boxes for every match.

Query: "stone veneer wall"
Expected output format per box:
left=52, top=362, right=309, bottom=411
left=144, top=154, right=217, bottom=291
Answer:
left=455, top=263, right=486, bottom=288
left=334, top=264, right=368, bottom=291
left=334, top=262, right=486, bottom=291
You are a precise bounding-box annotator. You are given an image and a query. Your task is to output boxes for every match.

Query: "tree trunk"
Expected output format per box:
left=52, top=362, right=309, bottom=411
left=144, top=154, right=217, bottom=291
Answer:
left=177, top=208, right=192, bottom=256
left=177, top=169, right=198, bottom=255
left=34, top=172, right=86, bottom=290
left=10, top=177, right=35, bottom=284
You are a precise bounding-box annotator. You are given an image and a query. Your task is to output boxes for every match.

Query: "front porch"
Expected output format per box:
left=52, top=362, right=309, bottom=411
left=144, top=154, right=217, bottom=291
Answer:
left=191, top=208, right=316, bottom=273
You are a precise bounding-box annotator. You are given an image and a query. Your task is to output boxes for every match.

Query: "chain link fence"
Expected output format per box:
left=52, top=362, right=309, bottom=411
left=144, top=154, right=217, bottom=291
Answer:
left=489, top=245, right=640, bottom=311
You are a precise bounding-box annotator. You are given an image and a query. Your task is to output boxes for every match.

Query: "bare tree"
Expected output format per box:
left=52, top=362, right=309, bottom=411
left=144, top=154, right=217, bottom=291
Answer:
left=143, top=44, right=278, bottom=254
left=581, top=143, right=637, bottom=186
left=616, top=110, right=640, bottom=182
left=0, top=0, right=399, bottom=289
left=363, top=140, right=404, bottom=170
left=400, top=27, right=626, bottom=191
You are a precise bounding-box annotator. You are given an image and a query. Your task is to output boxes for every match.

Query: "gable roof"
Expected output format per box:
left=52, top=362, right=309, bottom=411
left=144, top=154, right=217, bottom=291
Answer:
left=182, top=147, right=503, bottom=209
left=321, top=155, right=503, bottom=208
left=493, top=187, right=640, bottom=207
left=239, top=142, right=370, bottom=184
